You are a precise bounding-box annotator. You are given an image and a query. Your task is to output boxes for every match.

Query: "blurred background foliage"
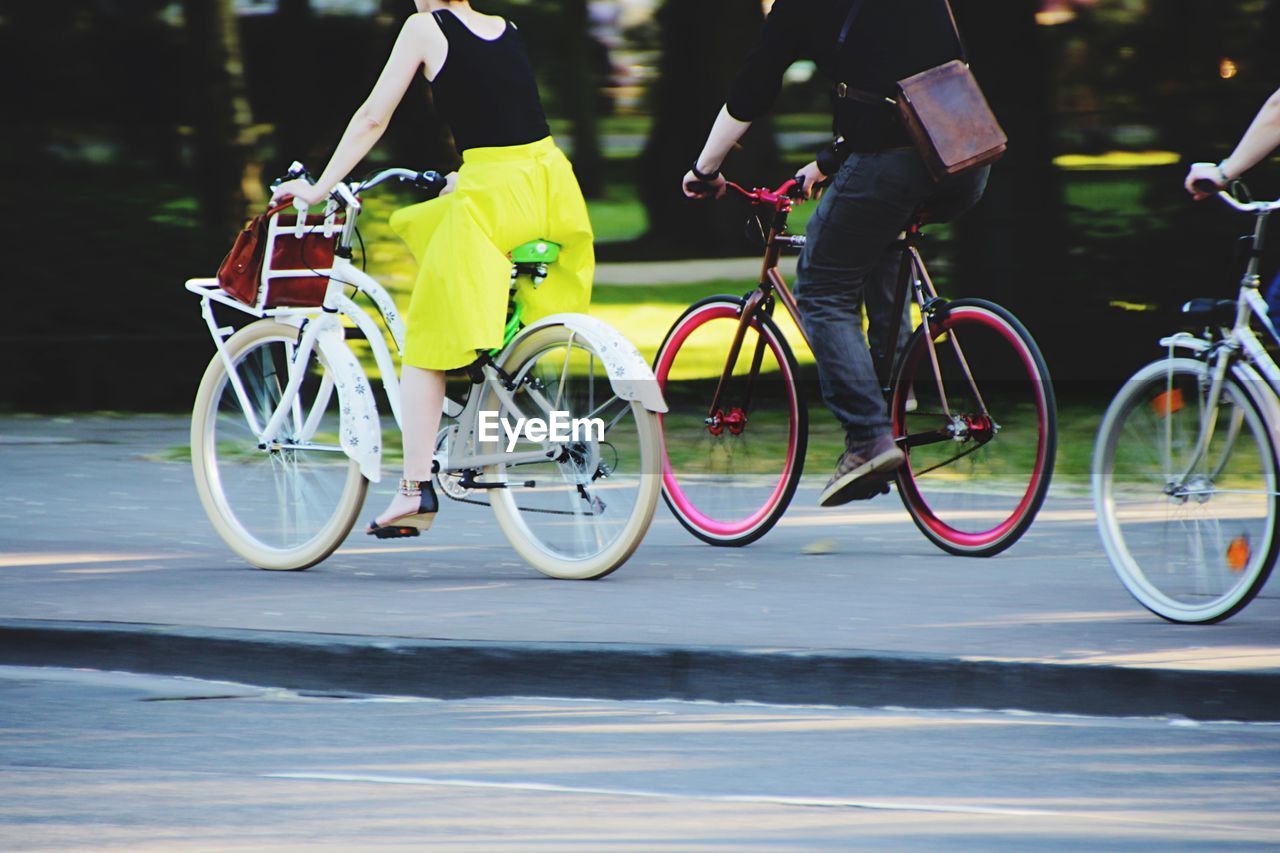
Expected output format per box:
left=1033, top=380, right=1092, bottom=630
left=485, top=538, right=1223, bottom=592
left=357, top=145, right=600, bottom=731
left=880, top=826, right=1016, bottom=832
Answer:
left=2, top=0, right=1278, bottom=409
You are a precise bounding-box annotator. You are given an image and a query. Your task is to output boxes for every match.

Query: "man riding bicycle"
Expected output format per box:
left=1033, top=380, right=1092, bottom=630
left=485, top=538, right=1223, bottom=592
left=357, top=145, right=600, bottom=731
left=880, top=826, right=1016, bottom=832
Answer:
left=682, top=0, right=991, bottom=507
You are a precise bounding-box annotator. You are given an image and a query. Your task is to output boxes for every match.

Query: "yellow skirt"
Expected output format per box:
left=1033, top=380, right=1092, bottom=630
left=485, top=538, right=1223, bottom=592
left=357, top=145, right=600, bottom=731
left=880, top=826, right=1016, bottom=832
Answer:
left=389, top=136, right=595, bottom=370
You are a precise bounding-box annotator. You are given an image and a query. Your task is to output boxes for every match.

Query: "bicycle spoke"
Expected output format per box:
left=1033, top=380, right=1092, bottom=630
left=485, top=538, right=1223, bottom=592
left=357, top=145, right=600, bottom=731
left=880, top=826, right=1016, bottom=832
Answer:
left=655, top=299, right=805, bottom=546
left=894, top=301, right=1054, bottom=556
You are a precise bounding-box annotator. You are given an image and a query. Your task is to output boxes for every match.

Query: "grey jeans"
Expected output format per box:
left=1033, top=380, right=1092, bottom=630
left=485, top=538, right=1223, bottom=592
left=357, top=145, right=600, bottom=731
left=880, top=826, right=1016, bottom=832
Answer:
left=794, top=147, right=988, bottom=447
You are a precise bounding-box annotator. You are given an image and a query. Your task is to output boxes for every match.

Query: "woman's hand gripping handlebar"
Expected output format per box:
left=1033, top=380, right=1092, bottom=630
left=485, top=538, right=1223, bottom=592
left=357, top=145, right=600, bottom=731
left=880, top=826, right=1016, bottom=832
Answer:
left=270, top=161, right=450, bottom=212
left=1190, top=179, right=1280, bottom=214
left=266, top=162, right=451, bottom=240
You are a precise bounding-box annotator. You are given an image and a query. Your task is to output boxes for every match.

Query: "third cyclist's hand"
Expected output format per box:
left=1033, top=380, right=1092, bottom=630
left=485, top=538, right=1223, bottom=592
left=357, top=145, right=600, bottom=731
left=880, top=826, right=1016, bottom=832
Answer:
left=1184, top=162, right=1226, bottom=201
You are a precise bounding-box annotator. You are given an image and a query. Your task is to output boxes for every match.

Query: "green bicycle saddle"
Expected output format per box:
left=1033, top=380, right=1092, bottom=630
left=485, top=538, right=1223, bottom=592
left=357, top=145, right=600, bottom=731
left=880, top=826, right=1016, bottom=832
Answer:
left=510, top=240, right=561, bottom=264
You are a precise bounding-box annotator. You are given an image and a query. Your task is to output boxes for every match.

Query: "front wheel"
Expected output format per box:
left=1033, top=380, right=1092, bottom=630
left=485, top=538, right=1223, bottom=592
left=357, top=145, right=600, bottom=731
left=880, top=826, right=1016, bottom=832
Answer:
left=191, top=320, right=367, bottom=570
left=1093, top=357, right=1280, bottom=623
left=485, top=323, right=663, bottom=580
left=891, top=299, right=1056, bottom=557
left=653, top=296, right=807, bottom=547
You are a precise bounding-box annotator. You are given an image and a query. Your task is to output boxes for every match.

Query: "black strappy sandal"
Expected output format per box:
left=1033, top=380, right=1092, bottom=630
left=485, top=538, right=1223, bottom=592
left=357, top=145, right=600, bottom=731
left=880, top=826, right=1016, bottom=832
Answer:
left=367, top=478, right=439, bottom=539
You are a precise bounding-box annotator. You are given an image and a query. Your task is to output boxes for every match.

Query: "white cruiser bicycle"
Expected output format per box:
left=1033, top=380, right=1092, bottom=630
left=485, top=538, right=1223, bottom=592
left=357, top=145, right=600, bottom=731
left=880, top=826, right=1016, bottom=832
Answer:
left=186, top=164, right=665, bottom=578
left=1093, top=184, right=1280, bottom=622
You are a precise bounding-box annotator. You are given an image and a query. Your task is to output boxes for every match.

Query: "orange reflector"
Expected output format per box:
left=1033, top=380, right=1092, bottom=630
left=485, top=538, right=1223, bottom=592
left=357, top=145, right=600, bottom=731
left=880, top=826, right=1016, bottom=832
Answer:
left=1151, top=388, right=1184, bottom=417
left=1227, top=535, right=1250, bottom=572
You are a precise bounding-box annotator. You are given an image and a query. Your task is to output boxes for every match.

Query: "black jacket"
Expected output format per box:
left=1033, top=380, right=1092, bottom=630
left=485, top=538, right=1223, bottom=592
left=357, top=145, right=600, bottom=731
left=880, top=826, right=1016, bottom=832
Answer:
left=726, top=0, right=963, bottom=151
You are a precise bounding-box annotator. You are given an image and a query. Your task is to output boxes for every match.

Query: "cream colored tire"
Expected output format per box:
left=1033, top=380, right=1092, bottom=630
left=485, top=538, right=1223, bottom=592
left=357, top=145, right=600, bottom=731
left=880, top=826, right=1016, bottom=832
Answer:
left=486, top=324, right=662, bottom=579
left=191, top=320, right=367, bottom=571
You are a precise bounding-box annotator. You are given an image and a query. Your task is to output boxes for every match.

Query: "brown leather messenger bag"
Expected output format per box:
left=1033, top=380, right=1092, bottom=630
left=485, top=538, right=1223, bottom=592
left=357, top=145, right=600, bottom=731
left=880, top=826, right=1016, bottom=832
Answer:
left=834, top=0, right=1007, bottom=181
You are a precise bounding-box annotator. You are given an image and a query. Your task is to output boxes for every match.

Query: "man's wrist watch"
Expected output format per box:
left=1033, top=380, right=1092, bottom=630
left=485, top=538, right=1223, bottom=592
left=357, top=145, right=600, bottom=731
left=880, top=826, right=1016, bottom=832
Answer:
left=1216, top=161, right=1232, bottom=184
left=691, top=160, right=721, bottom=182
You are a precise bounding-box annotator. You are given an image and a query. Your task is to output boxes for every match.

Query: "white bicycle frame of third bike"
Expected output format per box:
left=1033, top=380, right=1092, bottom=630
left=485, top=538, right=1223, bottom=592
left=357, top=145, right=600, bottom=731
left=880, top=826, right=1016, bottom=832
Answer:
left=1093, top=187, right=1280, bottom=623
left=1159, top=191, right=1280, bottom=462
left=186, top=167, right=666, bottom=578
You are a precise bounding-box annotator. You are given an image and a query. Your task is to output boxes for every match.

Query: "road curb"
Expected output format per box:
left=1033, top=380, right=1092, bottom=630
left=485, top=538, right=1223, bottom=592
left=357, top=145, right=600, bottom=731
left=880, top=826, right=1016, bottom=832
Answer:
left=2, top=619, right=1276, bottom=721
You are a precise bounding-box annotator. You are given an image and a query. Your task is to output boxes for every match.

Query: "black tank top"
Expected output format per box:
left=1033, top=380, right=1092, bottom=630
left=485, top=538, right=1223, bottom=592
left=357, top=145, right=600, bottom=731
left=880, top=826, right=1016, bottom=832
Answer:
left=429, top=9, right=551, bottom=153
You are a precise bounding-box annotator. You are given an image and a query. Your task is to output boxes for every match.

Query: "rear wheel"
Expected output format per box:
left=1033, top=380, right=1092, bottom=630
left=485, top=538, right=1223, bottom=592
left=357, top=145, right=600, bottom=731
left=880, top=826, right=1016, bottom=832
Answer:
left=891, top=299, right=1055, bottom=557
left=485, top=324, right=663, bottom=580
left=653, top=296, right=806, bottom=546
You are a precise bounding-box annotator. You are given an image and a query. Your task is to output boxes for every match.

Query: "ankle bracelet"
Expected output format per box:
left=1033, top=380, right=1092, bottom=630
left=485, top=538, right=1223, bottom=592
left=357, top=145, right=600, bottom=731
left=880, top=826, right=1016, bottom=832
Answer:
left=398, top=478, right=423, bottom=497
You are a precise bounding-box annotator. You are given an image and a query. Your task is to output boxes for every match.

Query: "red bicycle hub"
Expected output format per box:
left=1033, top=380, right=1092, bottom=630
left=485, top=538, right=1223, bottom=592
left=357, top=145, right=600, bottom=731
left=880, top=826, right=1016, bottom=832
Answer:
left=707, top=408, right=748, bottom=437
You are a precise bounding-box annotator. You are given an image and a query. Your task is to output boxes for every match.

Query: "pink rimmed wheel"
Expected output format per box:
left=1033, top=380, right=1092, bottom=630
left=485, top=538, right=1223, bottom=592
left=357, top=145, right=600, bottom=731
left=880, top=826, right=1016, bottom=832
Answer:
left=891, top=299, right=1056, bottom=557
left=654, top=296, right=807, bottom=546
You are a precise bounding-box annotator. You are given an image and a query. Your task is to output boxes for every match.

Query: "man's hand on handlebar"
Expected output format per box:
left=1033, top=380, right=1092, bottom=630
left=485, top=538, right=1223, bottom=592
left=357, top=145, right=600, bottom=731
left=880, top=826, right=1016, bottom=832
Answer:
left=795, top=161, right=827, bottom=200
left=683, top=169, right=727, bottom=200
left=1184, top=162, right=1229, bottom=201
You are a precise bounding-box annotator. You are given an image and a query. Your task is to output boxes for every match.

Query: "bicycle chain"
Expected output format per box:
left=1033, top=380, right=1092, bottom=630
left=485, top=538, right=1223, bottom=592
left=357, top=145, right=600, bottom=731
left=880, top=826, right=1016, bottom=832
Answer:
left=436, top=482, right=599, bottom=517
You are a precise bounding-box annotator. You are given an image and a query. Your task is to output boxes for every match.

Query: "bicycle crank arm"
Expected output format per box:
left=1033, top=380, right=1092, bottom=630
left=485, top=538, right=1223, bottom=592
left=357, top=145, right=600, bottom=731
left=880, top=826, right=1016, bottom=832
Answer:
left=899, top=428, right=955, bottom=449
left=456, top=471, right=536, bottom=490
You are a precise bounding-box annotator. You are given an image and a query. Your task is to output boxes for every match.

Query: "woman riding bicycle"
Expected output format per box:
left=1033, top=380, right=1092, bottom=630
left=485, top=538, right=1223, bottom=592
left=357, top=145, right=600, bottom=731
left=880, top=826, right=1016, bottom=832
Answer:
left=271, top=0, right=594, bottom=538
left=682, top=0, right=990, bottom=507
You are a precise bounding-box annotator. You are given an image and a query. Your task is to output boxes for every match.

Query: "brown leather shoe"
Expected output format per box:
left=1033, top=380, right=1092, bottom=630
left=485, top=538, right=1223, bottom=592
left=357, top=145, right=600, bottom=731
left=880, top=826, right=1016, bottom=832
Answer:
left=818, top=434, right=905, bottom=507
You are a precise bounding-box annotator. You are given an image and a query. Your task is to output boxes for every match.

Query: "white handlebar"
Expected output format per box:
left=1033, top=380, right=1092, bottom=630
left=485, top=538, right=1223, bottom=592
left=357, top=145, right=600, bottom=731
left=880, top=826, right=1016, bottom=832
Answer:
left=1215, top=190, right=1280, bottom=214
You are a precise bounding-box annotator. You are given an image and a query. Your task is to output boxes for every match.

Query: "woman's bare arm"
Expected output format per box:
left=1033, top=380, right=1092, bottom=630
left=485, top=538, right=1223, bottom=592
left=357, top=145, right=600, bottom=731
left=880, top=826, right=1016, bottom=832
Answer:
left=273, top=13, right=445, bottom=204
left=1222, top=87, right=1280, bottom=180
left=1186, top=86, right=1280, bottom=198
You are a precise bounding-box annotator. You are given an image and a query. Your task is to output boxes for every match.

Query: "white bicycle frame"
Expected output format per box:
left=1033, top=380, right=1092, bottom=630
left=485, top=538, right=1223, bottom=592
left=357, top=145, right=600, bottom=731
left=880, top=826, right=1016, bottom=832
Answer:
left=187, top=174, right=666, bottom=485
left=1158, top=191, right=1280, bottom=486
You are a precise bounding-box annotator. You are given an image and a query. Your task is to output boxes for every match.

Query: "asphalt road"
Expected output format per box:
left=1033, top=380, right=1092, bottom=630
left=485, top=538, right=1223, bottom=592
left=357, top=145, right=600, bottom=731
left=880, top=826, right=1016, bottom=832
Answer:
left=2, top=666, right=1277, bottom=851
left=1, top=414, right=1275, bottom=671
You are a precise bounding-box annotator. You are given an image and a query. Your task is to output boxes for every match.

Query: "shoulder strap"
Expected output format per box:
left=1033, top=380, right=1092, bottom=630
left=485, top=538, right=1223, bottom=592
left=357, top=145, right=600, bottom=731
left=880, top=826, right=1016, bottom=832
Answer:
left=838, top=0, right=968, bottom=64
left=835, top=0, right=869, bottom=56
left=940, top=0, right=969, bottom=64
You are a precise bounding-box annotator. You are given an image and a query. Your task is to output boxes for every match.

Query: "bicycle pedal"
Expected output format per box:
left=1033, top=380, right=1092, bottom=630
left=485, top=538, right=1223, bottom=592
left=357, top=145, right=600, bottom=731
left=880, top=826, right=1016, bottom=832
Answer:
left=846, top=479, right=893, bottom=501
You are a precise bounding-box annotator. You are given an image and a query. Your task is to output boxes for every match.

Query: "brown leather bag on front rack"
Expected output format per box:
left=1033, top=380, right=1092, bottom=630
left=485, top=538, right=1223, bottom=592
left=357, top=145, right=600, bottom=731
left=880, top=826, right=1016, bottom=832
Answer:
left=834, top=0, right=1006, bottom=182
left=216, top=201, right=335, bottom=308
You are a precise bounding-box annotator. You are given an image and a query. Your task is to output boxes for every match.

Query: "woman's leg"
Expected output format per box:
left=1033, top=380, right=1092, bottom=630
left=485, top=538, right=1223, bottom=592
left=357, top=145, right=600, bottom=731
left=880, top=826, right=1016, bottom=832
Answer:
left=374, top=364, right=445, bottom=526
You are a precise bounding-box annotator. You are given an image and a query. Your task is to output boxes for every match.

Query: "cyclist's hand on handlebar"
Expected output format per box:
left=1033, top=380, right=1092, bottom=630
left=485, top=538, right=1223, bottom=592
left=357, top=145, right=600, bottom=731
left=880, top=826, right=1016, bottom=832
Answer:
left=270, top=178, right=327, bottom=207
left=683, top=169, right=726, bottom=200
left=439, top=171, right=459, bottom=197
left=1184, top=162, right=1227, bottom=201
left=795, top=161, right=827, bottom=200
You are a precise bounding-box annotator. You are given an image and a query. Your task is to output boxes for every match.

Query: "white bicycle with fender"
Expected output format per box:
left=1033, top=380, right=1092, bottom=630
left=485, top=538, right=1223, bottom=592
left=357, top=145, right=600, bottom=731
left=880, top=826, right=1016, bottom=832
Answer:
left=186, top=164, right=665, bottom=579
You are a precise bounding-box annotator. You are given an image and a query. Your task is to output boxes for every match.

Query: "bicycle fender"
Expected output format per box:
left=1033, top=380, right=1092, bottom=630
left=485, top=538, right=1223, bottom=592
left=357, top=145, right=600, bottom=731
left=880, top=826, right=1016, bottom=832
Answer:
left=512, top=313, right=669, bottom=413
left=315, top=324, right=383, bottom=482
left=1158, top=332, right=1212, bottom=355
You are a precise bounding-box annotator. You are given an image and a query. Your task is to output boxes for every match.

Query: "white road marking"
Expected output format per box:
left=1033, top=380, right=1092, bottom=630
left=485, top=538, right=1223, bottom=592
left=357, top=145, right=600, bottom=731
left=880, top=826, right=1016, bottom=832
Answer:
left=264, top=771, right=1058, bottom=817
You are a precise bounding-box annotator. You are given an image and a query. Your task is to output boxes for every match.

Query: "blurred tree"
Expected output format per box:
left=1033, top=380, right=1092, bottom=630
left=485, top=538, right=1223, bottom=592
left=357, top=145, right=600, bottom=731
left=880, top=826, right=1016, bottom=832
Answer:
left=637, top=0, right=782, bottom=256
left=557, top=0, right=605, bottom=197
left=951, top=0, right=1065, bottom=321
left=182, top=0, right=265, bottom=233
left=280, top=0, right=313, bottom=23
